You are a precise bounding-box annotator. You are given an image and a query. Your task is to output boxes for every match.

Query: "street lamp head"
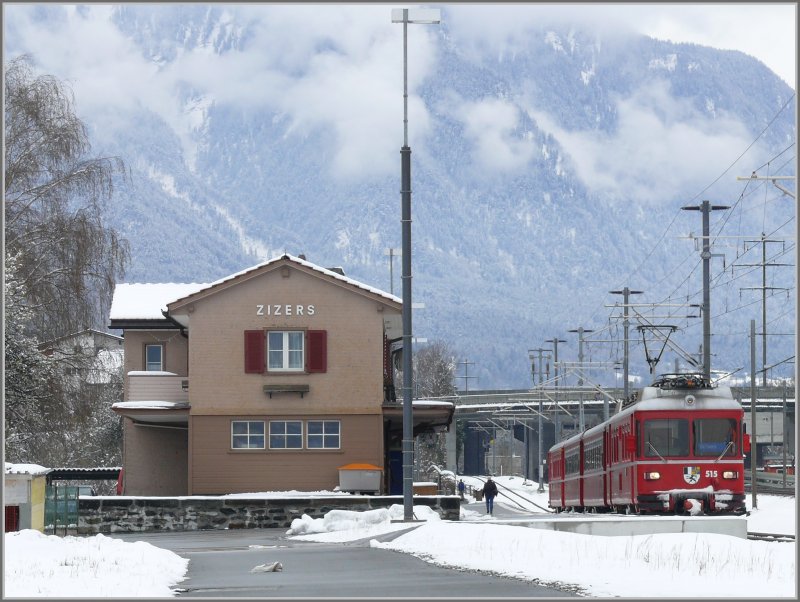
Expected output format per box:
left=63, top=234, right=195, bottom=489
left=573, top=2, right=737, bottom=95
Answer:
left=392, top=8, right=441, bottom=24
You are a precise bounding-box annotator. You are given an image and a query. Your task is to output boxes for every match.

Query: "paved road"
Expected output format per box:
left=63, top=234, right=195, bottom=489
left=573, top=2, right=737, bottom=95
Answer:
left=108, top=525, right=577, bottom=598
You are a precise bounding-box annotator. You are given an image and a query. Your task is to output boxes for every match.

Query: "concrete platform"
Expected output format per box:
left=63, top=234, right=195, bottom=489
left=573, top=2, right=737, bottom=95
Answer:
left=489, top=514, right=748, bottom=539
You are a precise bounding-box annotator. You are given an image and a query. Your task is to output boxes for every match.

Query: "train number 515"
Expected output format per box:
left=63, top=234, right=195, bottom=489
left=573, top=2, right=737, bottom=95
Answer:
left=704, top=470, right=718, bottom=478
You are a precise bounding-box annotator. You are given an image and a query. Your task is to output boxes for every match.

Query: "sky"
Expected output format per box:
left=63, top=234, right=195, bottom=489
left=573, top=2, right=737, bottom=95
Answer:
left=4, top=475, right=795, bottom=598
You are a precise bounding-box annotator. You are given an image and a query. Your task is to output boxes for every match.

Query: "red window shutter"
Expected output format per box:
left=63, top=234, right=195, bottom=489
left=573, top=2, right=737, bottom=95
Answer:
left=244, top=330, right=265, bottom=374
left=306, top=330, right=327, bottom=373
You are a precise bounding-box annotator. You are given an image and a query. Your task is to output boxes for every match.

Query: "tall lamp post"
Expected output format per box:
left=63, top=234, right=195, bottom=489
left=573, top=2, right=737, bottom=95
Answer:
left=392, top=7, right=440, bottom=522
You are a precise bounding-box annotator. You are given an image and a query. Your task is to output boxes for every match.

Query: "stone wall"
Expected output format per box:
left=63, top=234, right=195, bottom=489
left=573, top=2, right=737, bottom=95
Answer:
left=78, top=495, right=461, bottom=534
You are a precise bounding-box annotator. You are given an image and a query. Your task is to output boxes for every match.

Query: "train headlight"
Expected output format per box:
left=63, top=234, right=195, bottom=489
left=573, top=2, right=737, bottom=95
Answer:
left=643, top=471, right=661, bottom=480
left=722, top=471, right=739, bottom=479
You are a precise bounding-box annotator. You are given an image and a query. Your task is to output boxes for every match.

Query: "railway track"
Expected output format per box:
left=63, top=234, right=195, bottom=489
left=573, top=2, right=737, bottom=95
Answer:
left=472, top=476, right=553, bottom=513
left=469, top=477, right=794, bottom=542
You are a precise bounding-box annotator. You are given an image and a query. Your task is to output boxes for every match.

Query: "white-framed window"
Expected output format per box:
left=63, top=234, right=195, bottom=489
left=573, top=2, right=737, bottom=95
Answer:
left=267, top=331, right=304, bottom=371
left=231, top=420, right=265, bottom=449
left=307, top=420, right=341, bottom=449
left=145, top=343, right=164, bottom=371
left=269, top=420, right=303, bottom=449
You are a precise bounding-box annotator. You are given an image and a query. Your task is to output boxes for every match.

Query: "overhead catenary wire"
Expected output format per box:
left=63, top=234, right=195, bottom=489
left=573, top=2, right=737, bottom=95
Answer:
left=572, top=92, right=795, bottom=381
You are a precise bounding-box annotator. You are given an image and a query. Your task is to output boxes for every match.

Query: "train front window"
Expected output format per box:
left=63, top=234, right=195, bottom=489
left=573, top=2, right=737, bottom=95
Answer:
left=643, top=419, right=689, bottom=458
left=694, top=418, right=737, bottom=457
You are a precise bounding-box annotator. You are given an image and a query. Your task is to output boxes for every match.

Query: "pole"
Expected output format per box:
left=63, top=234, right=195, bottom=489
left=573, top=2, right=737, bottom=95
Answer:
left=782, top=382, right=787, bottom=490
left=400, top=11, right=414, bottom=522
left=537, top=392, right=544, bottom=492
left=701, top=201, right=712, bottom=381
left=546, top=338, right=566, bottom=444
left=391, top=6, right=439, bottom=521
left=750, top=319, right=758, bottom=509
left=523, top=420, right=529, bottom=481
left=761, top=236, right=768, bottom=387
left=492, top=425, right=497, bottom=475
left=610, top=288, right=643, bottom=400
left=569, top=327, right=594, bottom=386
left=681, top=200, right=729, bottom=381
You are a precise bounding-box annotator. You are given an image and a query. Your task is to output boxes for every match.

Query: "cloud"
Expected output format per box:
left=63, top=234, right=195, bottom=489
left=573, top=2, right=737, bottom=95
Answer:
left=3, top=4, right=441, bottom=179
left=443, top=4, right=795, bottom=89
left=4, top=4, right=790, bottom=182
left=527, top=79, right=753, bottom=203
left=448, top=95, right=536, bottom=173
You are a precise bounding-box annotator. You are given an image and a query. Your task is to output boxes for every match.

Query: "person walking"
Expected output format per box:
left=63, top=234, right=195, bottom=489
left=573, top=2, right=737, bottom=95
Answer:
left=483, top=476, right=498, bottom=514
left=457, top=479, right=465, bottom=500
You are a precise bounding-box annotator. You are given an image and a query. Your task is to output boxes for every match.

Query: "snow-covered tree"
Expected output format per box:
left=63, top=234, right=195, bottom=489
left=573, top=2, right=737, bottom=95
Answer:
left=4, top=253, right=56, bottom=461
left=4, top=56, right=127, bottom=466
left=4, top=55, right=129, bottom=341
left=412, top=340, right=457, bottom=478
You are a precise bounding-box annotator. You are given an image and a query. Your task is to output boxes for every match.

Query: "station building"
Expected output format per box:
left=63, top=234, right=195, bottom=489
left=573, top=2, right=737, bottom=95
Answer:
left=109, top=254, right=453, bottom=496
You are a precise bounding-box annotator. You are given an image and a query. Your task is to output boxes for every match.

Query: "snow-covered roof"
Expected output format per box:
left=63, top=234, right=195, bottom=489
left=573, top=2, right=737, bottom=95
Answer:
left=109, top=283, right=208, bottom=320
left=413, top=399, right=455, bottom=408
left=5, top=462, right=51, bottom=476
left=169, top=253, right=401, bottom=307
left=109, top=254, right=400, bottom=322
left=39, top=328, right=123, bottom=347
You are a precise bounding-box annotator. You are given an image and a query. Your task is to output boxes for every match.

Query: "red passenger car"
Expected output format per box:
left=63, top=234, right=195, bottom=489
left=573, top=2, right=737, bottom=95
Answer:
left=548, top=374, right=749, bottom=515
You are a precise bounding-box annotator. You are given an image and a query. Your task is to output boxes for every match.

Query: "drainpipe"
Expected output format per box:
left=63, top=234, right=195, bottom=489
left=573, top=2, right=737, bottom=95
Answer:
left=160, top=310, right=188, bottom=338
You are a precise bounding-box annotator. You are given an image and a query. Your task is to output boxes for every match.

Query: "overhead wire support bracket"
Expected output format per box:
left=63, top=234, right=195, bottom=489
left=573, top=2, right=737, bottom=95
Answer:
left=636, top=325, right=677, bottom=374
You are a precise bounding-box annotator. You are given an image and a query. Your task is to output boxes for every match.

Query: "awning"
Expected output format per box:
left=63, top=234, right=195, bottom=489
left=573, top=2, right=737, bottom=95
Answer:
left=382, top=399, right=455, bottom=436
left=112, top=401, right=190, bottom=426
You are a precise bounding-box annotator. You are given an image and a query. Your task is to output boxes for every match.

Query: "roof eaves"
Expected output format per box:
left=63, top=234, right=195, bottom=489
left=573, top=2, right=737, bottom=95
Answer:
left=167, top=253, right=401, bottom=309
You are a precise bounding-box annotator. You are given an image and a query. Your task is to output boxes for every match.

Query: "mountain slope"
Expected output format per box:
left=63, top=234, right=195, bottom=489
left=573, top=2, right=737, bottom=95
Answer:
left=71, top=7, right=797, bottom=388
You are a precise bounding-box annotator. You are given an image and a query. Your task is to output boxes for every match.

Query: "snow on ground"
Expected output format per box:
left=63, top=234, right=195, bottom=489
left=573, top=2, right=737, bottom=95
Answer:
left=3, top=530, right=188, bottom=597
left=4, top=475, right=795, bottom=597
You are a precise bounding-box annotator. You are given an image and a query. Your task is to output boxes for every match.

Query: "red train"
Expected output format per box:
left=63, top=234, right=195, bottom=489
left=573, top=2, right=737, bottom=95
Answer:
left=547, top=373, right=749, bottom=515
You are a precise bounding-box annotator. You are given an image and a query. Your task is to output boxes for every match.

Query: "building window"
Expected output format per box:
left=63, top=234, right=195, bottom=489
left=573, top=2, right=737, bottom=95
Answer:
left=244, top=330, right=327, bottom=374
left=267, top=331, right=304, bottom=371
left=307, top=420, right=340, bottom=449
left=231, top=421, right=265, bottom=449
left=269, top=420, right=303, bottom=449
left=145, top=344, right=164, bottom=371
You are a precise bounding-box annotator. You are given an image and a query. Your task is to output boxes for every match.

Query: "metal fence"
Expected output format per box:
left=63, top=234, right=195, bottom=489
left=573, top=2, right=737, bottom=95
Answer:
left=44, top=485, right=91, bottom=535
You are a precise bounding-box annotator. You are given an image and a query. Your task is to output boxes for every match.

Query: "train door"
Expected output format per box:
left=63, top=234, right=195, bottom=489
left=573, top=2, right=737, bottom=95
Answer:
left=625, top=418, right=636, bottom=507
left=579, top=438, right=585, bottom=509
left=603, top=426, right=612, bottom=507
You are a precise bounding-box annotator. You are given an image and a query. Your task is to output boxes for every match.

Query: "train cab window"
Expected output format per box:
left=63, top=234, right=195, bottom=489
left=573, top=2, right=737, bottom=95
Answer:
left=694, top=418, right=737, bottom=456
left=643, top=419, right=689, bottom=458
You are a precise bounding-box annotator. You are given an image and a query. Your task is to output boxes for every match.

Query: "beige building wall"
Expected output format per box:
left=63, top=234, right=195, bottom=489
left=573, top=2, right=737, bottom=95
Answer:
left=175, top=266, right=390, bottom=416
left=190, top=414, right=383, bottom=494
left=119, top=260, right=400, bottom=496
left=122, top=330, right=188, bottom=381
left=172, top=264, right=397, bottom=494
left=122, top=417, right=188, bottom=496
